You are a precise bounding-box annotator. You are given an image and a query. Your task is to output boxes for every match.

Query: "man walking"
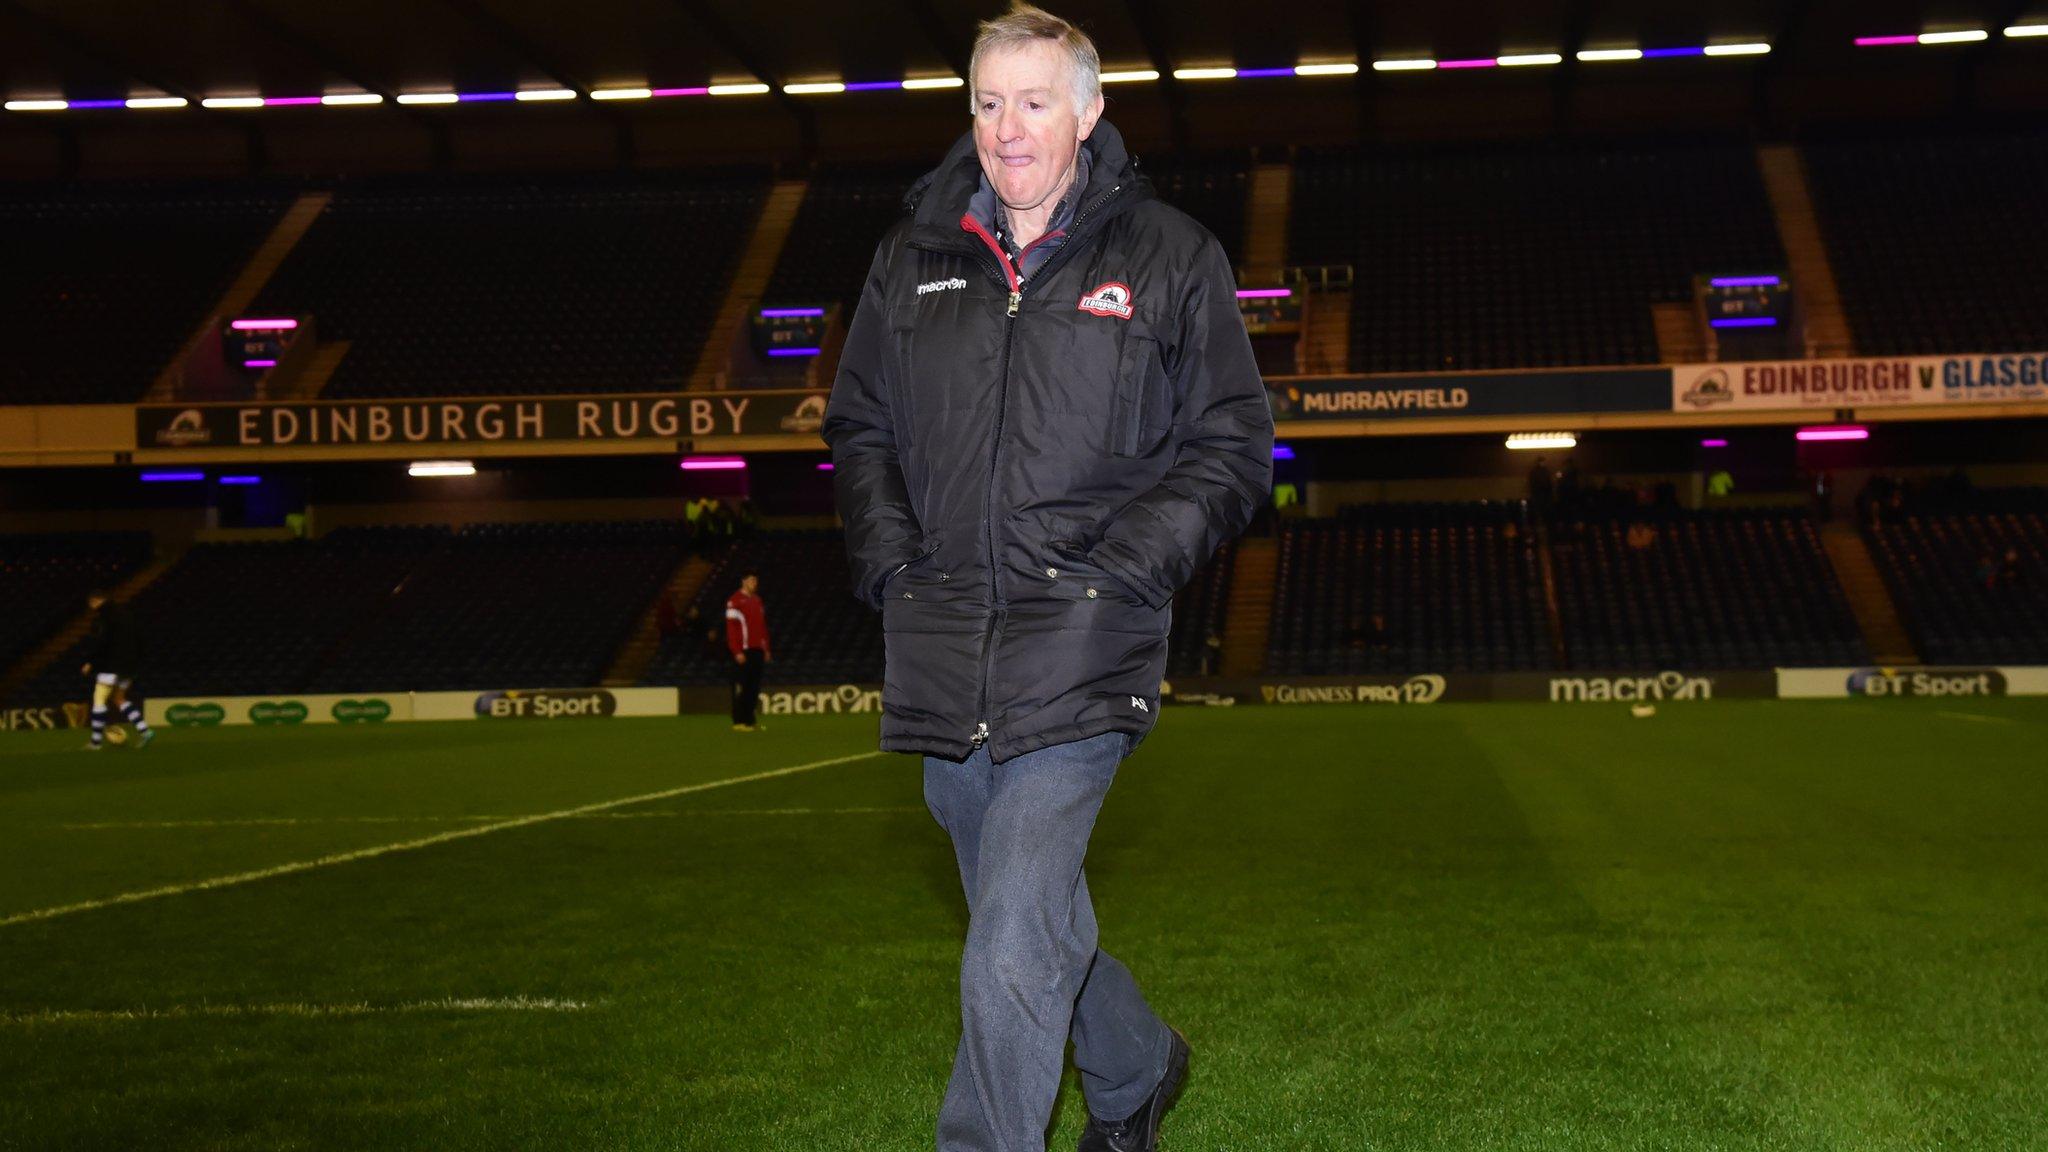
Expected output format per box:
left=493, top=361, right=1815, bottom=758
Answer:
left=823, top=5, right=1272, bottom=1147
left=724, top=572, right=769, bottom=731
left=80, top=590, right=155, bottom=751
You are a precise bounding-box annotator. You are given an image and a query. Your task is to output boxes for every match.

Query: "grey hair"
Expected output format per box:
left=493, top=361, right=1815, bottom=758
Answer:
left=968, top=2, right=1101, bottom=115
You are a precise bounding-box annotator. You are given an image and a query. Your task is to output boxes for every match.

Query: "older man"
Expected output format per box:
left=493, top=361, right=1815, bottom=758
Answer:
left=823, top=4, right=1272, bottom=1149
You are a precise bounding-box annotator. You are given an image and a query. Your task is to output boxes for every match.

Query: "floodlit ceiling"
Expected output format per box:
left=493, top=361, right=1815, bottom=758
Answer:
left=1, top=0, right=2042, bottom=176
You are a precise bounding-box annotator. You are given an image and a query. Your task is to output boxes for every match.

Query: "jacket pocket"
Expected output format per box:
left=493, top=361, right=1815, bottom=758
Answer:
left=1045, top=536, right=1142, bottom=606
left=1110, top=321, right=1170, bottom=458
left=881, top=535, right=944, bottom=599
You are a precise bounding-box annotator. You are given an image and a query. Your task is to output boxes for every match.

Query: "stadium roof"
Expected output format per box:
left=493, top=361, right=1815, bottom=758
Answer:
left=2, top=0, right=2043, bottom=175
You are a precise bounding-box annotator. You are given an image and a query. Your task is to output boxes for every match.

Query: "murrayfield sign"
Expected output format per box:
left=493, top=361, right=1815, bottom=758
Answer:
left=1271, top=369, right=1670, bottom=422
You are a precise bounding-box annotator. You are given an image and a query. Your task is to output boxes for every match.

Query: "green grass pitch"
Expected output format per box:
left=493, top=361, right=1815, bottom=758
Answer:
left=2, top=700, right=2045, bottom=1150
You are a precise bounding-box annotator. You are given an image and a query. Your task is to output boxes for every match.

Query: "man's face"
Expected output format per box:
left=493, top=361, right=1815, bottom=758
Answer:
left=742, top=575, right=759, bottom=596
left=972, top=40, right=1104, bottom=214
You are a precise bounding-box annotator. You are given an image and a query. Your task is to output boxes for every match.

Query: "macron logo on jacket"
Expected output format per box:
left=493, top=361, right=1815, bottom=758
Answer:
left=917, top=277, right=968, bottom=297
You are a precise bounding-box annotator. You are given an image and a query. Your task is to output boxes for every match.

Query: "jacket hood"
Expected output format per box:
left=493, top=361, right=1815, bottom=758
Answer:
left=903, top=118, right=1153, bottom=242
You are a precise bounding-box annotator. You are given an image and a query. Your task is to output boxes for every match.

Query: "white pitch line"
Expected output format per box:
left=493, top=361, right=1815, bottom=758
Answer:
left=1938, top=710, right=2017, bottom=725
left=2, top=996, right=595, bottom=1026
left=2, top=749, right=886, bottom=928
left=60, top=806, right=925, bottom=830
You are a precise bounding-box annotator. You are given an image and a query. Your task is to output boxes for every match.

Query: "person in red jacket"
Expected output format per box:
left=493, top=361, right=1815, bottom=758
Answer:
left=725, top=572, right=770, bottom=730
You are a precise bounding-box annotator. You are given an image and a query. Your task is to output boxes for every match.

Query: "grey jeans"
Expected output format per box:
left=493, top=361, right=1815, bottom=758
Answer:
left=924, top=730, right=1173, bottom=1152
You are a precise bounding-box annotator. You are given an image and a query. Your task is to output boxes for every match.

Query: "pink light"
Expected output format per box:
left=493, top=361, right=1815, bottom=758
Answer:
left=1795, top=426, right=1869, bottom=442
left=1700, top=438, right=1728, bottom=448
left=232, top=318, right=299, bottom=330
left=680, top=456, right=747, bottom=471
left=1854, top=35, right=1920, bottom=46
left=650, top=87, right=712, bottom=98
left=1438, top=58, right=1499, bottom=69
left=262, top=96, right=324, bottom=106
left=243, top=359, right=277, bottom=369
left=816, top=462, right=835, bottom=471
left=1236, top=288, right=1293, bottom=299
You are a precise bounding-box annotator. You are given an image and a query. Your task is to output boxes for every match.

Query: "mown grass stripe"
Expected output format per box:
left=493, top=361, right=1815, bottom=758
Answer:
left=2, top=750, right=885, bottom=928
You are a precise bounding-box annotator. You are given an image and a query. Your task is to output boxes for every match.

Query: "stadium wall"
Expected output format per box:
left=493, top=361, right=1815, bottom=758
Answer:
left=83, top=669, right=2048, bottom=735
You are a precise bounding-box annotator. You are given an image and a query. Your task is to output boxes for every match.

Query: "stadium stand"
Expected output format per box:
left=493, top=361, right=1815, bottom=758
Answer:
left=1863, top=486, right=2048, bottom=664
left=757, top=150, right=1248, bottom=317
left=1266, top=504, right=1552, bottom=674
left=641, top=528, right=882, bottom=687
left=1289, top=141, right=1786, bottom=373
left=760, top=163, right=925, bottom=312
left=1166, top=542, right=1235, bottom=678
left=307, top=521, right=685, bottom=692
left=1143, top=152, right=1252, bottom=265
left=1803, top=129, right=2048, bottom=356
left=5, top=526, right=445, bottom=704
left=246, top=171, right=769, bottom=398
left=0, top=532, right=153, bottom=678
left=1, top=181, right=296, bottom=404
left=1550, top=508, right=1867, bottom=670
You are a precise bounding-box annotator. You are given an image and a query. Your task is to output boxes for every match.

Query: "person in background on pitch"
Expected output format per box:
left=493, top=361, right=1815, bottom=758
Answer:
left=725, top=572, right=770, bottom=731
left=80, top=590, right=154, bottom=751
left=824, top=4, right=1272, bottom=1148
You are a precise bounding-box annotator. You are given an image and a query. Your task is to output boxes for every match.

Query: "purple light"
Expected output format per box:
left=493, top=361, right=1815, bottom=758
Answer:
left=242, top=359, right=278, bottom=368
left=650, top=87, right=711, bottom=98
left=1855, top=35, right=1920, bottom=46
left=1641, top=46, right=1706, bottom=58
left=1709, top=275, right=1781, bottom=288
left=1234, top=68, right=1296, bottom=78
left=140, top=471, right=205, bottom=482
left=67, top=99, right=127, bottom=110
left=760, top=307, right=826, bottom=318
left=1710, top=317, right=1779, bottom=328
left=816, top=462, right=835, bottom=471
left=767, top=347, right=822, bottom=357
left=1236, top=288, right=1293, bottom=299
left=1272, top=443, right=1297, bottom=460
left=263, top=96, right=323, bottom=106
left=680, top=456, right=747, bottom=471
left=218, top=475, right=261, bottom=485
left=1438, top=58, right=1500, bottom=69
left=457, top=92, right=519, bottom=103
left=1700, top=438, right=1729, bottom=448
left=1796, top=426, right=1869, bottom=443
left=843, top=81, right=904, bottom=91
left=231, top=318, right=298, bottom=330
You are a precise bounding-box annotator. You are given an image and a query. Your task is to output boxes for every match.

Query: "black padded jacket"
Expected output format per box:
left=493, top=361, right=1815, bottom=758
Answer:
left=822, top=120, right=1273, bottom=762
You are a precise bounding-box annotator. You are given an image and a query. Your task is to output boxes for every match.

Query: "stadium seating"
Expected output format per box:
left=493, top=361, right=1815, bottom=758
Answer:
left=0, top=532, right=153, bottom=679
left=1550, top=508, right=1867, bottom=669
left=761, top=163, right=926, bottom=313
left=1289, top=141, right=1785, bottom=373
left=246, top=171, right=769, bottom=398
left=1143, top=152, right=1252, bottom=265
left=1266, top=504, right=1552, bottom=674
left=307, top=521, right=686, bottom=692
left=758, top=151, right=1249, bottom=318
left=1, top=181, right=296, bottom=404
left=641, top=529, right=882, bottom=687
left=1166, top=542, right=1235, bottom=678
left=1864, top=488, right=2048, bottom=664
left=1803, top=129, right=2048, bottom=356
left=6, top=526, right=445, bottom=704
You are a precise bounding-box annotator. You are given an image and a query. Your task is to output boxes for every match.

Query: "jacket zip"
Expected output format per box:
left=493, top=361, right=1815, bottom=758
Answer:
left=959, top=215, right=1019, bottom=745
left=949, top=183, right=1128, bottom=749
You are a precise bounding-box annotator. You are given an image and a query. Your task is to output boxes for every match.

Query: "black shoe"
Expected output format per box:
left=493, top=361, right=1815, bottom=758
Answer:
left=1078, top=1027, right=1190, bottom=1152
